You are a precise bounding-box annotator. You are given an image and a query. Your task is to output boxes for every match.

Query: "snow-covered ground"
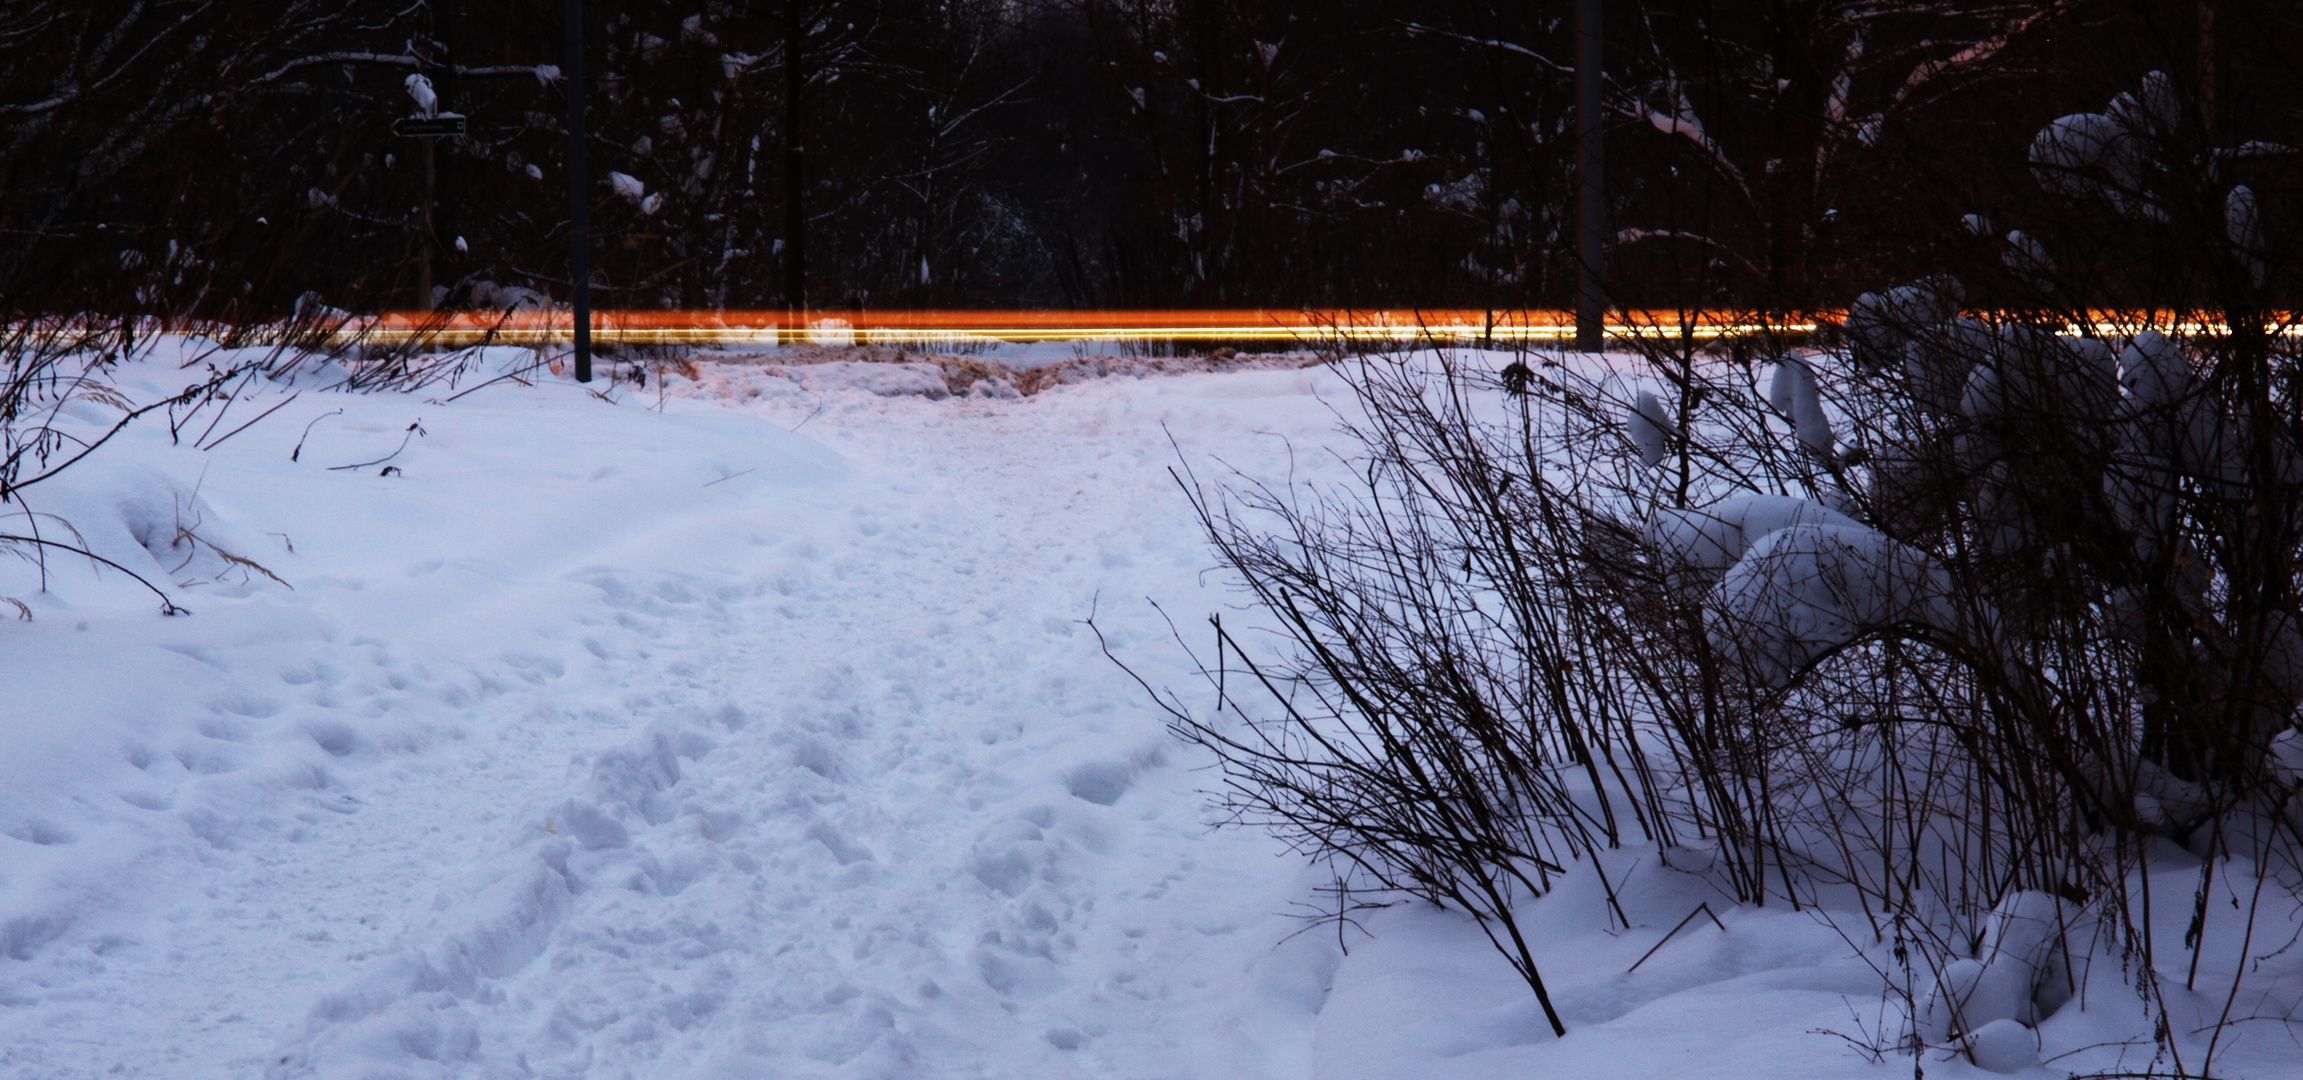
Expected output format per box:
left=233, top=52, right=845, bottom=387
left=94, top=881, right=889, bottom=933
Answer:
left=0, top=344, right=2294, bottom=1079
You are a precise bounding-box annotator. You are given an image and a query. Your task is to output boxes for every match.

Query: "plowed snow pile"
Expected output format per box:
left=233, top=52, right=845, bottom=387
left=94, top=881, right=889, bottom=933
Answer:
left=0, top=345, right=2291, bottom=1079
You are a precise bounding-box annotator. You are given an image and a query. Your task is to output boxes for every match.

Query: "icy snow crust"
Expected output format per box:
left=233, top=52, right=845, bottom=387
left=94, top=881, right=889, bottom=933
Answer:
left=0, top=345, right=2292, bottom=1078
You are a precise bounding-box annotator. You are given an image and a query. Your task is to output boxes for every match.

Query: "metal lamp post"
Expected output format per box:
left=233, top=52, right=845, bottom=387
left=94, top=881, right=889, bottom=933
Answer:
left=1574, top=0, right=1604, bottom=353
left=565, top=0, right=593, bottom=382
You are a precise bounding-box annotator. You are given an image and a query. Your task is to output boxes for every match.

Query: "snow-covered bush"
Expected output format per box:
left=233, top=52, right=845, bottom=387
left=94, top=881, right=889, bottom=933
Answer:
left=1147, top=70, right=2300, bottom=1073
left=1617, top=226, right=2300, bottom=1068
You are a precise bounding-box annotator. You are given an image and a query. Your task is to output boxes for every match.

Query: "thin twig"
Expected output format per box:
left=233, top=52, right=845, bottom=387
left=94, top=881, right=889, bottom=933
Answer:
left=290, top=409, right=343, bottom=462
left=326, top=419, right=424, bottom=471
left=1627, top=902, right=1728, bottom=973
left=0, top=533, right=185, bottom=615
left=199, top=391, right=300, bottom=451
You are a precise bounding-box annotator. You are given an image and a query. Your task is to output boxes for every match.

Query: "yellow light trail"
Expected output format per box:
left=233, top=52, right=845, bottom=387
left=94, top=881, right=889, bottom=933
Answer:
left=331, top=308, right=2297, bottom=349
left=344, top=309, right=1803, bottom=348
left=13, top=310, right=2293, bottom=350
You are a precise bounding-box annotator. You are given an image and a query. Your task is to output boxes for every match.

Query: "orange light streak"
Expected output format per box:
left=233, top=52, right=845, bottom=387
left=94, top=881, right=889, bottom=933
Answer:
left=346, top=308, right=1811, bottom=348
left=29, top=309, right=2275, bottom=350
left=332, top=308, right=2300, bottom=349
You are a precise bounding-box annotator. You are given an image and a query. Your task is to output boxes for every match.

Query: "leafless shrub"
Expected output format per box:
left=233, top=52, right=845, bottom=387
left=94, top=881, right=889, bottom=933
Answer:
left=1124, top=300, right=2303, bottom=1071
left=0, top=303, right=407, bottom=615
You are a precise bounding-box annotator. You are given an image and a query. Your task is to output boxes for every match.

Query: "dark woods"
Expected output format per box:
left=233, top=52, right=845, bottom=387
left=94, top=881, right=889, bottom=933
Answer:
left=4, top=2, right=2294, bottom=321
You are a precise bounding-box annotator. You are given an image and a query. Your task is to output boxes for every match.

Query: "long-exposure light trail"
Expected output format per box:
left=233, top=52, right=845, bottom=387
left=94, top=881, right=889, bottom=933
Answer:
left=12, top=310, right=2294, bottom=351
left=333, top=308, right=2296, bottom=349
left=343, top=308, right=1795, bottom=349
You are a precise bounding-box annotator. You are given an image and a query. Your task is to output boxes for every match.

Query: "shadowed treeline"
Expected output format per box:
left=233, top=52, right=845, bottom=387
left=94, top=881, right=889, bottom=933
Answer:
left=3, top=2, right=2294, bottom=321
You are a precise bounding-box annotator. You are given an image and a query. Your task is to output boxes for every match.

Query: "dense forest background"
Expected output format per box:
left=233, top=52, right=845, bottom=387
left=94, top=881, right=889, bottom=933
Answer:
left=1, top=1, right=2295, bottom=319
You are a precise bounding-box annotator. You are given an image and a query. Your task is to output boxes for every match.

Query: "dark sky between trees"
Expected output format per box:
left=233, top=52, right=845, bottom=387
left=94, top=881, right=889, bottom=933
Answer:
left=1, top=1, right=2294, bottom=318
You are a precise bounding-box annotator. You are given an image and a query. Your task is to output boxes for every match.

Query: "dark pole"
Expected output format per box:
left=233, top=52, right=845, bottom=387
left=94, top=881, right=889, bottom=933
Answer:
left=434, top=11, right=459, bottom=312
left=565, top=0, right=592, bottom=382
left=419, top=136, right=436, bottom=312
left=1574, top=0, right=1604, bottom=353
left=783, top=1, right=806, bottom=325
left=415, top=8, right=435, bottom=313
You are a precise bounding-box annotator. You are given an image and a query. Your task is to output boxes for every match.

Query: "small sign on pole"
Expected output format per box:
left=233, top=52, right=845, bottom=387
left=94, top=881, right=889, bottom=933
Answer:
left=392, top=115, right=467, bottom=138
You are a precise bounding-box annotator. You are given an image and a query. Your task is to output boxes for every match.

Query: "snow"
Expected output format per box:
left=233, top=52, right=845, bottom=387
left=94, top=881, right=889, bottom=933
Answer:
left=1846, top=277, right=1962, bottom=368
left=1643, top=492, right=1860, bottom=590
left=1625, top=390, right=1674, bottom=468
left=1706, top=522, right=1958, bottom=689
left=404, top=75, right=437, bottom=119
left=1, top=346, right=1342, bottom=1079
left=0, top=343, right=2297, bottom=1078
left=1765, top=358, right=1836, bottom=464
left=2029, top=81, right=2166, bottom=223
left=1913, top=892, right=2076, bottom=1047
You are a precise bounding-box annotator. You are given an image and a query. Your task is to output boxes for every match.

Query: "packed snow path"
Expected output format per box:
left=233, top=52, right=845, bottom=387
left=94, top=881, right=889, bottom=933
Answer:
left=0, top=359, right=1349, bottom=1079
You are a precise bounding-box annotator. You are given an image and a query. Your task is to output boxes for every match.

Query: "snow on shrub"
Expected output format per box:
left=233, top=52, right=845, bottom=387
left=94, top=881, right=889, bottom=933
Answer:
left=1643, top=492, right=1859, bottom=591
left=1704, top=522, right=1955, bottom=689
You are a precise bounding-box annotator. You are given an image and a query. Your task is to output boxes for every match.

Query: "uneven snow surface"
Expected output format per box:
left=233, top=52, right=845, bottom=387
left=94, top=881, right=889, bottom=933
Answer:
left=0, top=347, right=2290, bottom=1079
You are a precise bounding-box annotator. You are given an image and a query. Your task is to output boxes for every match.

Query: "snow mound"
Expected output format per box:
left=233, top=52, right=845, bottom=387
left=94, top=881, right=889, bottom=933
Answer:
left=1957, top=1017, right=2041, bottom=1073
left=1706, top=522, right=1955, bottom=687
left=21, top=458, right=290, bottom=600
left=1915, top=891, right=2079, bottom=1050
